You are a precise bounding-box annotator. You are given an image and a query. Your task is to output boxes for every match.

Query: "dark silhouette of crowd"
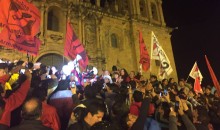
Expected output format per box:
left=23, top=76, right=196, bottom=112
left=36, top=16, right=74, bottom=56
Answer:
left=0, top=61, right=219, bottom=130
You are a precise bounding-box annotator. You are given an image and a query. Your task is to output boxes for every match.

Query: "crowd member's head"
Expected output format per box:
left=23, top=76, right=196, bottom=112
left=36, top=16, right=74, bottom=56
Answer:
left=161, top=78, right=168, bottom=87
left=84, top=85, right=97, bottom=99
left=120, top=68, right=128, bottom=77
left=112, top=65, right=117, bottom=71
left=214, top=90, right=219, bottom=98
left=168, top=78, right=174, bottom=84
left=113, top=72, right=120, bottom=79
left=159, top=102, right=170, bottom=119
left=205, top=86, right=212, bottom=95
left=150, top=75, right=157, bottom=82
left=84, top=100, right=105, bottom=127
left=21, top=97, right=42, bottom=120
left=188, top=90, right=196, bottom=98
left=0, top=63, right=8, bottom=77
left=133, top=90, right=144, bottom=102
left=90, top=121, right=115, bottom=130
left=178, top=79, right=185, bottom=87
left=103, top=75, right=113, bottom=84
left=129, top=71, right=135, bottom=79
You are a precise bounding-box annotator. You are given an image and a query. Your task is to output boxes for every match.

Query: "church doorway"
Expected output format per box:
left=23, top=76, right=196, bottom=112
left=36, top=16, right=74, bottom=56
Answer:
left=37, top=53, right=68, bottom=71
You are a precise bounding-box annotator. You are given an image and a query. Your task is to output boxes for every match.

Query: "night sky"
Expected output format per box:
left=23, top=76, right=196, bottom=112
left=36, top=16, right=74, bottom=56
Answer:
left=162, top=0, right=220, bottom=86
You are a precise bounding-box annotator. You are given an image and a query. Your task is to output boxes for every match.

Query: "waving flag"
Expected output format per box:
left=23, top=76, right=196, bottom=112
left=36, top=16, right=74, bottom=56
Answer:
left=151, top=31, right=173, bottom=79
left=205, top=55, right=220, bottom=96
left=139, top=31, right=150, bottom=71
left=0, top=0, right=41, bottom=55
left=189, top=62, right=203, bottom=83
left=64, top=21, right=89, bottom=70
left=194, top=76, right=203, bottom=94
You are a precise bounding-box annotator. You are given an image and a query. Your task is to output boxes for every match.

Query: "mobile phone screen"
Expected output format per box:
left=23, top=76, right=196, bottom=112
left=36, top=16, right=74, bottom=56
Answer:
left=175, top=101, right=179, bottom=112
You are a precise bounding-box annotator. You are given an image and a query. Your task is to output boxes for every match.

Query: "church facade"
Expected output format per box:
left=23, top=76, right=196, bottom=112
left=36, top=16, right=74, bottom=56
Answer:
left=0, top=0, right=177, bottom=79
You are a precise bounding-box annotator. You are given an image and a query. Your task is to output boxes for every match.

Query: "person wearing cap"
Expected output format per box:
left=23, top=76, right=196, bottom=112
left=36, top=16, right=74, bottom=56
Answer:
left=0, top=62, right=31, bottom=128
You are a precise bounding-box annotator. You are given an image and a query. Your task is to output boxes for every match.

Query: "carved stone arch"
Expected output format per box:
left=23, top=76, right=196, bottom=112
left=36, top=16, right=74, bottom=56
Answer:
left=34, top=51, right=69, bottom=70
left=34, top=50, right=70, bottom=62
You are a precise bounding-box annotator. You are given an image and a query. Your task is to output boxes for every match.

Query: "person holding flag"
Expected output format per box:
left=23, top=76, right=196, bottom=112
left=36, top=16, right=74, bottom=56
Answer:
left=189, top=62, right=203, bottom=94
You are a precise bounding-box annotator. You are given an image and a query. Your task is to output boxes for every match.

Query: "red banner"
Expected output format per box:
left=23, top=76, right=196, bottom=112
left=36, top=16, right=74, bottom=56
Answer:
left=205, top=55, right=220, bottom=96
left=0, top=0, right=41, bottom=55
left=64, top=21, right=89, bottom=70
left=139, top=31, right=150, bottom=71
left=194, top=77, right=203, bottom=94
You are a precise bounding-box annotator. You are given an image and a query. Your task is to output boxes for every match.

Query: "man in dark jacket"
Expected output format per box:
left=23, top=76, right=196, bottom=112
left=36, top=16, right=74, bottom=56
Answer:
left=9, top=97, right=52, bottom=130
left=68, top=100, right=105, bottom=130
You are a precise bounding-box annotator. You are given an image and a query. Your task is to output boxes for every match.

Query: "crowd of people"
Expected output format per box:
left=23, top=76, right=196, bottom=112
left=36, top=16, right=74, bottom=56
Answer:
left=0, top=60, right=219, bottom=130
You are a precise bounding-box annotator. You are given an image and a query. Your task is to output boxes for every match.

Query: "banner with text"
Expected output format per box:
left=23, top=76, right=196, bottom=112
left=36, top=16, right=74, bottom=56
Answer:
left=151, top=31, right=173, bottom=79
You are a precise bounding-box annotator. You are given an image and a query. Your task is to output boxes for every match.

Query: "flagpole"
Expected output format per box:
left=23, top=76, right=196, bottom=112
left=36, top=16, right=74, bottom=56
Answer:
left=185, top=75, right=190, bottom=83
left=64, top=1, right=70, bottom=66
left=150, top=31, right=153, bottom=77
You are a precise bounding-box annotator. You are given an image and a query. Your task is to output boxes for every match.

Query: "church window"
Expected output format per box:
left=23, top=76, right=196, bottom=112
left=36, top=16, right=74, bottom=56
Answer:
left=139, top=0, right=147, bottom=17
left=111, top=34, right=118, bottom=48
left=47, top=7, right=60, bottom=31
left=151, top=3, right=159, bottom=21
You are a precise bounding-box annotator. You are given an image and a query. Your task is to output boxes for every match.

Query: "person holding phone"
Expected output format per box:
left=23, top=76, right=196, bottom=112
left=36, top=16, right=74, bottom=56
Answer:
left=169, top=96, right=196, bottom=130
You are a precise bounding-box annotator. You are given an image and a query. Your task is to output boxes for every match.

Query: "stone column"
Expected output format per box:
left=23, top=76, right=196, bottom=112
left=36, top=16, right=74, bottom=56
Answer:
left=40, top=2, right=46, bottom=45
left=157, top=0, right=166, bottom=26
left=147, top=1, right=153, bottom=23
left=133, top=0, right=139, bottom=17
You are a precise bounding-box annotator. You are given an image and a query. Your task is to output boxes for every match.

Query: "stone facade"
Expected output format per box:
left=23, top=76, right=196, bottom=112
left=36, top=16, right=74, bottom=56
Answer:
left=0, top=0, right=177, bottom=79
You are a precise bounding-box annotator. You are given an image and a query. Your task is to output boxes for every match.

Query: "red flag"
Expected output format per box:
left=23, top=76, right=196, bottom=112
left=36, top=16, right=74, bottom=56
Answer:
left=0, top=0, right=41, bottom=55
left=194, top=77, right=203, bottom=94
left=139, top=31, right=150, bottom=71
left=65, top=21, right=89, bottom=70
left=205, top=55, right=220, bottom=96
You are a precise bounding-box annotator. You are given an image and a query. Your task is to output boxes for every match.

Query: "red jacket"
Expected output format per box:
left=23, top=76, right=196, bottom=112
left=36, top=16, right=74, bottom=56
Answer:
left=130, top=102, right=142, bottom=116
left=130, top=102, right=155, bottom=116
left=0, top=79, right=31, bottom=126
left=41, top=102, right=61, bottom=130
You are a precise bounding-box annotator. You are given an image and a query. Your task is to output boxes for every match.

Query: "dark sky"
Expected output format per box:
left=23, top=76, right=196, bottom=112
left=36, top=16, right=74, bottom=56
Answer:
left=162, top=0, right=220, bottom=86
